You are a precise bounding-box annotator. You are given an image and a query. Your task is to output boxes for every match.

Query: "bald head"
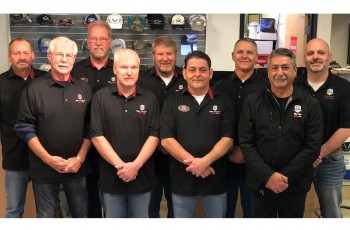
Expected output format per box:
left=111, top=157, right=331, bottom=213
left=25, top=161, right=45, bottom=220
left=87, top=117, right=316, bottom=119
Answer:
left=304, top=38, right=332, bottom=75
left=113, top=48, right=140, bottom=65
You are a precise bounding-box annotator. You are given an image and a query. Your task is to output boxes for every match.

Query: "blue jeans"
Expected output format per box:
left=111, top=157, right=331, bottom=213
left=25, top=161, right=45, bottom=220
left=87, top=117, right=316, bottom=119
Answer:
left=101, top=191, right=151, bottom=218
left=172, top=192, right=227, bottom=218
left=5, top=170, right=30, bottom=218
left=32, top=177, right=88, bottom=218
left=226, top=176, right=252, bottom=218
left=314, top=151, right=346, bottom=218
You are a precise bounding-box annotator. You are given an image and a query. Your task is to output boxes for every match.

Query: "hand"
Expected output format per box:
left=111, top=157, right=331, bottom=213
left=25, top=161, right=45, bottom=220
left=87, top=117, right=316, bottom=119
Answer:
left=116, top=162, right=139, bottom=183
left=48, top=155, right=69, bottom=173
left=313, top=156, right=323, bottom=168
left=184, top=158, right=215, bottom=178
left=63, top=157, right=82, bottom=173
left=265, top=172, right=288, bottom=193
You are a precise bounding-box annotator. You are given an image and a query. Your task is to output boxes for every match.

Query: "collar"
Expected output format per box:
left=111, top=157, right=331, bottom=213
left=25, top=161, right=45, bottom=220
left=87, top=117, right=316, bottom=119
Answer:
left=86, top=57, right=113, bottom=69
left=182, top=86, right=215, bottom=100
left=109, top=84, right=144, bottom=98
left=47, top=73, right=74, bottom=87
left=149, top=65, right=183, bottom=78
left=8, top=66, right=35, bottom=80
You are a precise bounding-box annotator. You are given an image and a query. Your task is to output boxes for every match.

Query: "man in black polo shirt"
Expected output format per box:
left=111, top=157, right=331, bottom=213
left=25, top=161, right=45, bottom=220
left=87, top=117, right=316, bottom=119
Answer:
left=214, top=38, right=269, bottom=218
left=161, top=51, right=234, bottom=218
left=71, top=20, right=114, bottom=218
left=138, top=35, right=186, bottom=218
left=0, top=37, right=45, bottom=218
left=295, top=38, right=350, bottom=218
left=91, top=49, right=159, bottom=218
left=15, top=36, right=93, bottom=218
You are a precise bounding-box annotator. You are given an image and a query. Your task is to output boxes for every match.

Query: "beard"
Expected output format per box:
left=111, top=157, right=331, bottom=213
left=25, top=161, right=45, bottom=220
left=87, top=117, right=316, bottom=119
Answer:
left=273, top=75, right=288, bottom=88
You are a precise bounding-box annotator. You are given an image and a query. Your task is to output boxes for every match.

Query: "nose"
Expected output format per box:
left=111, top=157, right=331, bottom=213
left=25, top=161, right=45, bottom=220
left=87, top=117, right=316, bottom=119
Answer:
left=127, top=67, right=132, bottom=75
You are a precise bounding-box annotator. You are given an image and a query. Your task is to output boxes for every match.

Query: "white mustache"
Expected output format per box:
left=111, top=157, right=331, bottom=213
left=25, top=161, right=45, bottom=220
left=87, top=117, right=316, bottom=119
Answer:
left=275, top=75, right=287, bottom=80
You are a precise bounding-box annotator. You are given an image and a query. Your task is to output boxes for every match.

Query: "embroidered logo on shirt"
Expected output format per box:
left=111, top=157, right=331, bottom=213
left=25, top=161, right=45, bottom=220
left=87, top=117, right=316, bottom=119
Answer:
left=175, top=84, right=184, bottom=92
left=108, top=76, right=116, bottom=84
left=324, top=88, right=335, bottom=100
left=293, top=105, right=302, bottom=118
left=136, top=104, right=147, bottom=114
left=80, top=77, right=88, bottom=83
left=209, top=105, right=221, bottom=115
left=75, top=94, right=86, bottom=103
left=178, top=105, right=190, bottom=112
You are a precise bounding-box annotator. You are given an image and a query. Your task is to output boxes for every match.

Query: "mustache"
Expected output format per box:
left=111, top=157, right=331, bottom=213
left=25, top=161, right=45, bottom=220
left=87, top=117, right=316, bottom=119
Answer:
left=275, top=75, right=287, bottom=80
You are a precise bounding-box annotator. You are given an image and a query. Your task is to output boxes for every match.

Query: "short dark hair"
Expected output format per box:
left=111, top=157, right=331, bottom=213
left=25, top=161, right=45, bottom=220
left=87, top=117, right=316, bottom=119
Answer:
left=234, top=37, right=258, bottom=53
left=268, top=48, right=297, bottom=69
left=183, top=51, right=211, bottom=69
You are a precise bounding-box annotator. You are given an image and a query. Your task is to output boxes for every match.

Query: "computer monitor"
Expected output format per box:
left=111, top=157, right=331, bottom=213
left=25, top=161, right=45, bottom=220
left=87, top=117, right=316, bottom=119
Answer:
left=260, top=18, right=276, bottom=33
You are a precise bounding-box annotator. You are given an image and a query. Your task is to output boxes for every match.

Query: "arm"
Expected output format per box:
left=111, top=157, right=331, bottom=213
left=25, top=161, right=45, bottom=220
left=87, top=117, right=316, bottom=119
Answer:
left=91, top=136, right=125, bottom=167
left=117, top=136, right=159, bottom=182
left=184, top=137, right=233, bottom=177
left=27, top=136, right=69, bottom=173
left=279, top=100, right=323, bottom=180
left=239, top=97, right=276, bottom=183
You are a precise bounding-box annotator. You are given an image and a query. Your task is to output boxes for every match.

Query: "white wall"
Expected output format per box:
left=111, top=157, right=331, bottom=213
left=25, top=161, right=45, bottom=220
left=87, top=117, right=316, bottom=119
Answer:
left=0, top=14, right=10, bottom=73
left=330, top=14, right=350, bottom=66
left=317, top=14, right=332, bottom=44
left=206, top=14, right=240, bottom=71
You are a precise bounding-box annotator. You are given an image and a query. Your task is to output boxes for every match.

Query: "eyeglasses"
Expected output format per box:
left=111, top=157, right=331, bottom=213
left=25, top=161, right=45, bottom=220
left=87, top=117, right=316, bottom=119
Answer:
left=51, top=52, right=75, bottom=60
left=89, top=37, right=110, bottom=43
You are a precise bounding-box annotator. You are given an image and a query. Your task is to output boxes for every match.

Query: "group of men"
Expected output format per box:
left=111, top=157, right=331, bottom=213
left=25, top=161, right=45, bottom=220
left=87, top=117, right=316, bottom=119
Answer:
left=0, top=19, right=349, bottom=218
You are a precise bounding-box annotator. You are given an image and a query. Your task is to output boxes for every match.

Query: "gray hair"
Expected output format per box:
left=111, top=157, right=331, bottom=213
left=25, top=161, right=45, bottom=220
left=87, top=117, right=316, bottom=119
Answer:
left=47, top=36, right=78, bottom=55
left=268, top=48, right=296, bottom=69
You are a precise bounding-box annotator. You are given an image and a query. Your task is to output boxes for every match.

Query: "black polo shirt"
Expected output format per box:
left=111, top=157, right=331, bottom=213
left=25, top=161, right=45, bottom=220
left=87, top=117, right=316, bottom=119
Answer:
left=16, top=73, right=93, bottom=182
left=160, top=87, right=234, bottom=196
left=72, top=57, right=115, bottom=94
left=214, top=72, right=269, bottom=179
left=295, top=73, right=350, bottom=143
left=91, top=84, right=160, bottom=194
left=138, top=65, right=186, bottom=108
left=0, top=67, right=45, bottom=170
left=138, top=65, right=187, bottom=170
left=214, top=72, right=269, bottom=145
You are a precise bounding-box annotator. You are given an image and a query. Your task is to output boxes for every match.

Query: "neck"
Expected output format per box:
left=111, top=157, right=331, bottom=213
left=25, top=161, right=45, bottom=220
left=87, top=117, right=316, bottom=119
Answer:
left=307, top=70, right=328, bottom=84
left=272, top=86, right=293, bottom=98
left=117, top=84, right=136, bottom=98
left=157, top=68, right=174, bottom=78
left=235, top=68, right=254, bottom=82
left=13, top=67, right=31, bottom=79
left=51, top=72, right=70, bottom=81
left=188, top=86, right=209, bottom=96
left=90, top=56, right=108, bottom=70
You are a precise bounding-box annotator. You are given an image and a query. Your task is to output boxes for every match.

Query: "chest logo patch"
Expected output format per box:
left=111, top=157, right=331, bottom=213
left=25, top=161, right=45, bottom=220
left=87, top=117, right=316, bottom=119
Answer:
left=324, top=88, right=335, bottom=100
left=136, top=104, right=147, bottom=115
left=75, top=94, right=86, bottom=103
left=209, top=105, right=221, bottom=115
left=80, top=77, right=88, bottom=83
left=293, top=105, right=302, bottom=118
left=178, top=105, right=190, bottom=112
left=108, top=77, right=116, bottom=84
left=175, top=84, right=184, bottom=92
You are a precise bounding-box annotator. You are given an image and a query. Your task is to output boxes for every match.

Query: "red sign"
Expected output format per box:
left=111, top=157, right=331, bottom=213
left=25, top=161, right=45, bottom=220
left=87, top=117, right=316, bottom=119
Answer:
left=257, top=55, right=269, bottom=67
left=290, top=36, right=297, bottom=54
